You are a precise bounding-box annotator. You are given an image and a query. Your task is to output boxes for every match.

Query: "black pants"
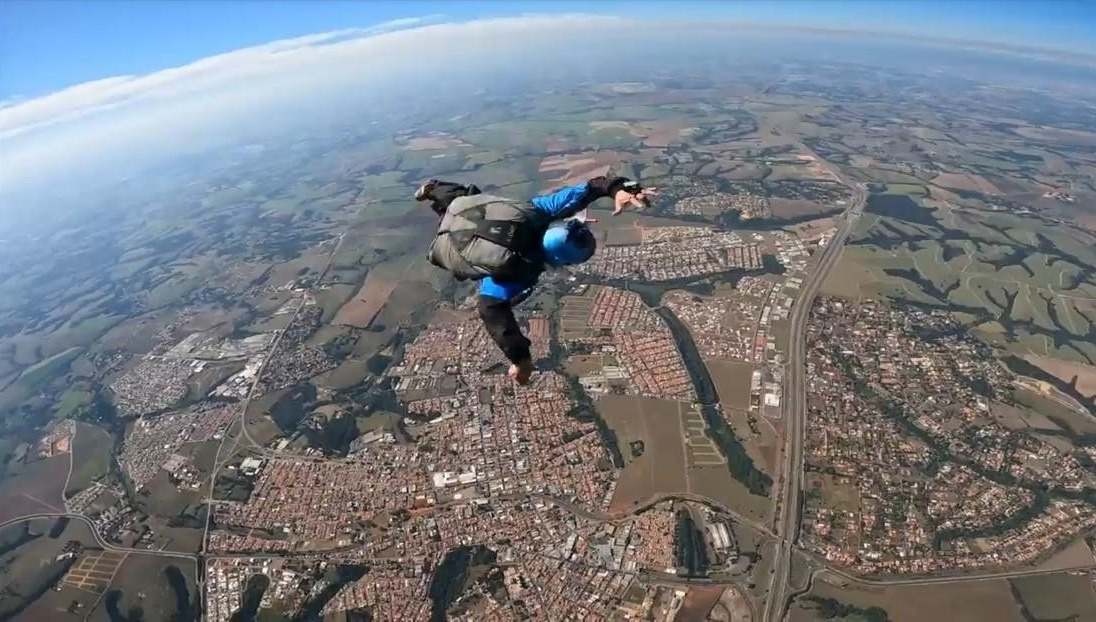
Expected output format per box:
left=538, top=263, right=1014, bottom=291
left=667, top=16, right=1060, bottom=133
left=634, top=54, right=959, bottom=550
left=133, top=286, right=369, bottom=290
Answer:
left=478, top=294, right=532, bottom=365
left=429, top=181, right=481, bottom=217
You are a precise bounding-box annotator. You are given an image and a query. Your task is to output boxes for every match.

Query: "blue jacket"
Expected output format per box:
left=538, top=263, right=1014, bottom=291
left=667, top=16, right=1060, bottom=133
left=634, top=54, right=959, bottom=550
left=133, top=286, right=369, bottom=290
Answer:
left=478, top=180, right=607, bottom=301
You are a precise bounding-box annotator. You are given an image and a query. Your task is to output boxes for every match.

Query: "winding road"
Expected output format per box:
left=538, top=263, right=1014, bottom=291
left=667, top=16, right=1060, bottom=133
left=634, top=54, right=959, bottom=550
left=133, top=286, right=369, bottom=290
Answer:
left=0, top=512, right=198, bottom=561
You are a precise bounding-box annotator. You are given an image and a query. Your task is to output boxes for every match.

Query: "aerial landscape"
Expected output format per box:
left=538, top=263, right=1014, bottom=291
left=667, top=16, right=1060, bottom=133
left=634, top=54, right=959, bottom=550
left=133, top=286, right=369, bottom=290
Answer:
left=1, top=4, right=1096, bottom=622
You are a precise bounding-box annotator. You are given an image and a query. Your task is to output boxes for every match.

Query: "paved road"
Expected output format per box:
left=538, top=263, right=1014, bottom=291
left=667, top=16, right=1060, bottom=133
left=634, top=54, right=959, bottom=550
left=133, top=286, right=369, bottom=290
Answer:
left=198, top=232, right=346, bottom=618
left=763, top=182, right=865, bottom=622
left=824, top=562, right=1096, bottom=587
left=0, top=512, right=198, bottom=561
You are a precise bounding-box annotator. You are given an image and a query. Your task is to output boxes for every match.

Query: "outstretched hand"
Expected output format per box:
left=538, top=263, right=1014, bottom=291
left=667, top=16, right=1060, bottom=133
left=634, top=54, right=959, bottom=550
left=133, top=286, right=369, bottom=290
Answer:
left=612, top=187, right=659, bottom=215
left=508, top=359, right=534, bottom=385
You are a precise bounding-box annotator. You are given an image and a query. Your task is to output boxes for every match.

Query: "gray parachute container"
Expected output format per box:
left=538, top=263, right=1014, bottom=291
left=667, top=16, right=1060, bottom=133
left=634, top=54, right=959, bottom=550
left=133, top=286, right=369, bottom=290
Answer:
left=428, top=194, right=548, bottom=281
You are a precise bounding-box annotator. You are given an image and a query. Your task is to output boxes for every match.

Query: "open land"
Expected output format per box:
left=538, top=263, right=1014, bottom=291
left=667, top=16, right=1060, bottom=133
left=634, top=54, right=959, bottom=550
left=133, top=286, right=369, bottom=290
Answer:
left=790, top=576, right=1024, bottom=622
left=65, top=422, right=115, bottom=497
left=0, top=518, right=97, bottom=620
left=2, top=36, right=1096, bottom=622
left=599, top=395, right=689, bottom=511
left=0, top=454, right=69, bottom=523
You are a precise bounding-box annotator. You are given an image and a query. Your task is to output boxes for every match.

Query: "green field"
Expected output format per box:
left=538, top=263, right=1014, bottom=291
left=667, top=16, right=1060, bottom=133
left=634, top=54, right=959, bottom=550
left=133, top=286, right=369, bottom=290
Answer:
left=0, top=518, right=96, bottom=620
left=0, top=346, right=84, bottom=411
left=88, top=556, right=199, bottom=622
left=790, top=577, right=1023, bottom=622
left=825, top=196, right=1096, bottom=365
left=66, top=423, right=115, bottom=497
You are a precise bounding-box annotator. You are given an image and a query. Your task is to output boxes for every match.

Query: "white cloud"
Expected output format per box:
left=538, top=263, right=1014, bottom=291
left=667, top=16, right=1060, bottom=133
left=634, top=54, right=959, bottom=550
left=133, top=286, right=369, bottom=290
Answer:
left=0, top=13, right=620, bottom=141
left=0, top=12, right=637, bottom=195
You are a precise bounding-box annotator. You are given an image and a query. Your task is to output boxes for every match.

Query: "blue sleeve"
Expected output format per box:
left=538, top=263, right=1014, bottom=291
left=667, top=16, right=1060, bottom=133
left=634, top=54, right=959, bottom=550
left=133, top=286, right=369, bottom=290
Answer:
left=480, top=274, right=539, bottom=302
left=530, top=182, right=600, bottom=220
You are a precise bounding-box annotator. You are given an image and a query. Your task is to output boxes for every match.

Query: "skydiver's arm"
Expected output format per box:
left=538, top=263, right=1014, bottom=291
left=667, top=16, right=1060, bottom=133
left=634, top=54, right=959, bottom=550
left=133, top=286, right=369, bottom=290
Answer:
left=529, top=176, right=623, bottom=220
left=531, top=176, right=652, bottom=220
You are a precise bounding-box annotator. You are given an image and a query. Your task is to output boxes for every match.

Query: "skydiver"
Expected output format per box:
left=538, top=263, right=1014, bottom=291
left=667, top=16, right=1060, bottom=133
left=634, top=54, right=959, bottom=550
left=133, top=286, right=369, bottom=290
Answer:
left=416, top=176, right=659, bottom=385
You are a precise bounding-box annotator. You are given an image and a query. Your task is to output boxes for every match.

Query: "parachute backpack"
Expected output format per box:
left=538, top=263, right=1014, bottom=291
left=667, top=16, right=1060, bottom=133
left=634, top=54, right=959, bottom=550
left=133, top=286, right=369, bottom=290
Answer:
left=428, top=194, right=551, bottom=281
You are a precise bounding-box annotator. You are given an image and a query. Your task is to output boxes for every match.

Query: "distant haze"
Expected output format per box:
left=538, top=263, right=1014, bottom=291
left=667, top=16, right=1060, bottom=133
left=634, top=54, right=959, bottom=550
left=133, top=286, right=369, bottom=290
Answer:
left=1, top=14, right=1094, bottom=209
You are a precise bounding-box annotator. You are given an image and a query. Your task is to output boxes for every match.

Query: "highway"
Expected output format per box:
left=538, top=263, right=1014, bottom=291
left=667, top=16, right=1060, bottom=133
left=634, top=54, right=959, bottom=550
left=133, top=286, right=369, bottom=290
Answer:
left=0, top=512, right=198, bottom=562
left=763, top=181, right=865, bottom=622
left=824, top=562, right=1096, bottom=587
left=202, top=234, right=346, bottom=545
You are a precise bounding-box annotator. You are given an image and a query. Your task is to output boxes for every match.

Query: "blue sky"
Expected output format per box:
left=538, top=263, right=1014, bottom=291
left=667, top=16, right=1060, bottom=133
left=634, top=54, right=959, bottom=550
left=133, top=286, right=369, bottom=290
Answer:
left=1, top=0, right=1094, bottom=101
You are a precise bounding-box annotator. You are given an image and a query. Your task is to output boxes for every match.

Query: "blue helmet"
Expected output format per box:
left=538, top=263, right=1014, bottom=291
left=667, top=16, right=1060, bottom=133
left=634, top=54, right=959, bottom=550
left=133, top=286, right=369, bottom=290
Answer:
left=542, top=220, right=596, bottom=266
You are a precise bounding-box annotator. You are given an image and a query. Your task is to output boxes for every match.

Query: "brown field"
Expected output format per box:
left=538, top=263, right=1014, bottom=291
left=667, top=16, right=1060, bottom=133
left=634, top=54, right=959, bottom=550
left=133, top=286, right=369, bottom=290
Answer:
left=1034, top=536, right=1096, bottom=571
left=539, top=151, right=627, bottom=189
left=909, top=126, right=951, bottom=141
left=605, top=82, right=656, bottom=94
left=769, top=162, right=833, bottom=183
left=0, top=454, right=69, bottom=523
left=545, top=136, right=570, bottom=153
left=932, top=171, right=1002, bottom=195
left=791, top=576, right=1024, bottom=622
left=786, top=216, right=837, bottom=241
left=1014, top=125, right=1096, bottom=147
left=603, top=223, right=644, bottom=246
left=598, top=395, right=688, bottom=512
left=990, top=401, right=1060, bottom=431
left=63, top=549, right=127, bottom=592
left=689, top=464, right=770, bottom=524
left=588, top=120, right=692, bottom=147
left=1012, top=572, right=1096, bottom=621
left=927, top=184, right=963, bottom=203
left=681, top=404, right=727, bottom=469
left=11, top=584, right=98, bottom=621
left=559, top=292, right=597, bottom=340
left=707, top=360, right=756, bottom=410
left=1024, top=354, right=1096, bottom=398
left=430, top=306, right=475, bottom=327
left=674, top=586, right=724, bottom=621
left=769, top=198, right=826, bottom=219
left=334, top=277, right=398, bottom=329
left=333, top=257, right=415, bottom=329
left=1078, top=212, right=1096, bottom=233
left=402, top=134, right=470, bottom=151
left=565, top=355, right=604, bottom=376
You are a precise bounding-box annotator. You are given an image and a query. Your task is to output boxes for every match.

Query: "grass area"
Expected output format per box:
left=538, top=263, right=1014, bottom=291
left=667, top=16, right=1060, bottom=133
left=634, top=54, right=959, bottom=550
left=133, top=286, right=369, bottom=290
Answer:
left=0, top=346, right=85, bottom=411
left=315, top=283, right=358, bottom=324
left=885, top=183, right=929, bottom=196
left=313, top=360, right=372, bottom=390
left=790, top=576, right=1023, bottom=622
left=89, top=555, right=198, bottom=622
left=135, top=471, right=202, bottom=519
left=356, top=411, right=401, bottom=434
left=830, top=198, right=1096, bottom=365
left=0, top=518, right=96, bottom=620
left=55, top=385, right=94, bottom=419
left=65, top=423, right=114, bottom=497
left=15, top=347, right=83, bottom=386
left=0, top=454, right=69, bottom=523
